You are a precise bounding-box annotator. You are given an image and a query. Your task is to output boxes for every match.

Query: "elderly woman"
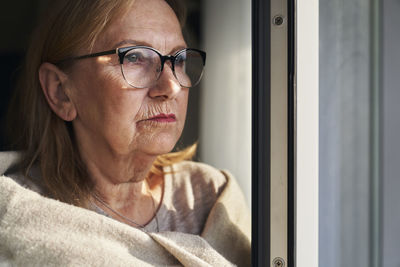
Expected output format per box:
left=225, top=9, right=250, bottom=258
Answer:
left=0, top=0, right=250, bottom=266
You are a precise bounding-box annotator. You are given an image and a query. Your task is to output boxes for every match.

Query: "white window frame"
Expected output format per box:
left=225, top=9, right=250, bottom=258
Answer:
left=295, top=1, right=319, bottom=266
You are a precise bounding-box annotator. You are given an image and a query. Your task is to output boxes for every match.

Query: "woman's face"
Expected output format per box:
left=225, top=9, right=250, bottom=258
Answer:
left=67, top=0, right=188, bottom=157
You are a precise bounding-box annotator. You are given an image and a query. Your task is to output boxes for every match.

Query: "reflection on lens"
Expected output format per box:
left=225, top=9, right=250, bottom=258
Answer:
left=175, top=50, right=204, bottom=88
left=120, top=47, right=205, bottom=88
left=121, top=48, right=161, bottom=88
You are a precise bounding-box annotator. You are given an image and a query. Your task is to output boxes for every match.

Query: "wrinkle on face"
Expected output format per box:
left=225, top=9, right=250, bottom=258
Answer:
left=135, top=102, right=173, bottom=121
left=100, top=0, right=185, bottom=54
left=68, top=0, right=188, bottom=159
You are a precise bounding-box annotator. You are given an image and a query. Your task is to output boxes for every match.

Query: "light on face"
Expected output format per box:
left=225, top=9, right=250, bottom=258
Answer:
left=97, top=56, right=112, bottom=63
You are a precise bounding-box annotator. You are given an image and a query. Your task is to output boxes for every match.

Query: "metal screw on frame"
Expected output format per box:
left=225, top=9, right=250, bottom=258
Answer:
left=273, top=15, right=284, bottom=26
left=272, top=257, right=285, bottom=267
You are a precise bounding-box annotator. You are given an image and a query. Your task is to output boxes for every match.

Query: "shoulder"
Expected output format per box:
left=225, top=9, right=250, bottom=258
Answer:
left=0, top=151, right=21, bottom=175
left=158, top=161, right=229, bottom=233
left=168, top=161, right=228, bottom=196
left=0, top=151, right=46, bottom=195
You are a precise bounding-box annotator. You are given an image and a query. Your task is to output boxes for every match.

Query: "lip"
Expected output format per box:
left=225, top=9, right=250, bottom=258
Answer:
left=145, top=113, right=176, bottom=123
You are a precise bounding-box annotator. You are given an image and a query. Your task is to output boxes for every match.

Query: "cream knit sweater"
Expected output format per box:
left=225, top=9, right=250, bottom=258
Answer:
left=0, top=152, right=251, bottom=266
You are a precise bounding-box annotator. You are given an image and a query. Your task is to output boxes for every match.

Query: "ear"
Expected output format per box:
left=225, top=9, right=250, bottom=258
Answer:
left=39, top=63, right=77, bottom=121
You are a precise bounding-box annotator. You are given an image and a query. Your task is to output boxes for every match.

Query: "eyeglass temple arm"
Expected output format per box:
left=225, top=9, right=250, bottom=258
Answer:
left=56, top=49, right=117, bottom=64
left=72, top=49, right=117, bottom=60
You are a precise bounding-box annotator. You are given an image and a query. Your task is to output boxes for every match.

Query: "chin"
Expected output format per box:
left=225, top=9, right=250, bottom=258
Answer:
left=143, top=136, right=179, bottom=156
left=146, top=144, right=176, bottom=156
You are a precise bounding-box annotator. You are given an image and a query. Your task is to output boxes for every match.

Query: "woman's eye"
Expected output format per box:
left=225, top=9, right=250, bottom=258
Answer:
left=175, top=55, right=186, bottom=67
left=125, top=53, right=144, bottom=63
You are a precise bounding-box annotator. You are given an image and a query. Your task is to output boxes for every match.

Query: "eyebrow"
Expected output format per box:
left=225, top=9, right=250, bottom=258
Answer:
left=113, top=39, right=187, bottom=54
left=113, top=39, right=146, bottom=47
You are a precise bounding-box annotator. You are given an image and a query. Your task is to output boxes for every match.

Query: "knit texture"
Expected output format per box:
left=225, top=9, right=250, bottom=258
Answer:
left=0, top=153, right=251, bottom=266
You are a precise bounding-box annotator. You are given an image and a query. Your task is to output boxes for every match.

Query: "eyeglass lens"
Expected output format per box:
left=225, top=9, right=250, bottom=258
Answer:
left=121, top=48, right=204, bottom=88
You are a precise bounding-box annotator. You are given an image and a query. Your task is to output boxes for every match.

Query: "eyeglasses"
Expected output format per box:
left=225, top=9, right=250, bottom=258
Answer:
left=62, top=46, right=206, bottom=89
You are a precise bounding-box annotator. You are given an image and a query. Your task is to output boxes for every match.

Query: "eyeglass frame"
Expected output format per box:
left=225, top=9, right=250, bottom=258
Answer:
left=57, top=46, right=207, bottom=89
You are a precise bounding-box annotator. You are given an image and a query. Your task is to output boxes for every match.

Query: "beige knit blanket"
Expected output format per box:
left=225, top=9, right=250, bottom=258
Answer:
left=0, top=164, right=251, bottom=266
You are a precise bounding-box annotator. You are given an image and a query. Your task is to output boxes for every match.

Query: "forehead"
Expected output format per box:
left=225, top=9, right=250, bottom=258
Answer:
left=99, top=0, right=185, bottom=53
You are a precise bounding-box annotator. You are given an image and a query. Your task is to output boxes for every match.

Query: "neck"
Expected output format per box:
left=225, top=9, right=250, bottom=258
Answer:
left=91, top=177, right=157, bottom=227
left=74, top=138, right=163, bottom=226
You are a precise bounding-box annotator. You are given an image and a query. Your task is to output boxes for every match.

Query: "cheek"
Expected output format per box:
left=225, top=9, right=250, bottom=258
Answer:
left=178, top=90, right=189, bottom=122
left=70, top=66, right=145, bottom=135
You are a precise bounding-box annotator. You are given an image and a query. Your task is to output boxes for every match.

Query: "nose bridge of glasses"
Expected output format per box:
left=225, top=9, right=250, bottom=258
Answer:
left=160, top=55, right=175, bottom=72
left=158, top=55, right=181, bottom=87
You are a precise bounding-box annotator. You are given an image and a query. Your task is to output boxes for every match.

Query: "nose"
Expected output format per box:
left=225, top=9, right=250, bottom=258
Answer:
left=148, top=63, right=181, bottom=100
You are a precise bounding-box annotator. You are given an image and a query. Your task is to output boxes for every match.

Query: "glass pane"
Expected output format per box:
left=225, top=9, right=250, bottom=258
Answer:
left=319, top=0, right=378, bottom=266
left=382, top=0, right=400, bottom=266
left=319, top=0, right=400, bottom=266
